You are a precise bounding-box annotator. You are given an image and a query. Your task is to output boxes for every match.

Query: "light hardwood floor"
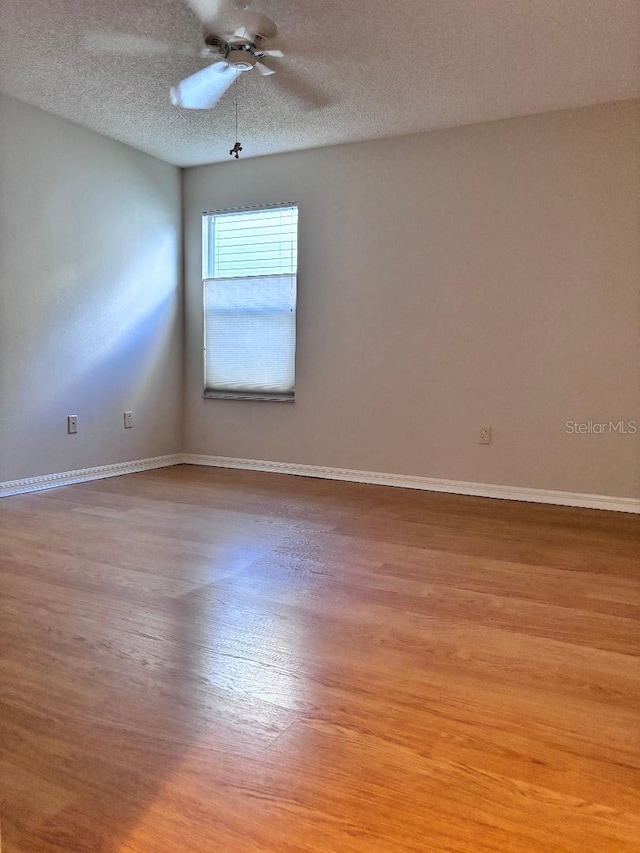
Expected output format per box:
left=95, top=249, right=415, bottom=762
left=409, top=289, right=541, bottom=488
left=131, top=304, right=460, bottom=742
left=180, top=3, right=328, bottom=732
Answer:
left=1, top=465, right=639, bottom=852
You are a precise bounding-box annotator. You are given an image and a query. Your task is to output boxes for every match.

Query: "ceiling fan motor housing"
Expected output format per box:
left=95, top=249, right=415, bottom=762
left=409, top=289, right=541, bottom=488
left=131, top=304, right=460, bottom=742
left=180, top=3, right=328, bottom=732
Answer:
left=202, top=9, right=278, bottom=55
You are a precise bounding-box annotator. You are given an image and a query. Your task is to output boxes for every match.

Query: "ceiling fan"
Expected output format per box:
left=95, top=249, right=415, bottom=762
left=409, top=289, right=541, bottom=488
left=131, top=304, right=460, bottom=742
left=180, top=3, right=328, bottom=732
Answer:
left=83, top=1, right=326, bottom=113
left=170, top=0, right=288, bottom=109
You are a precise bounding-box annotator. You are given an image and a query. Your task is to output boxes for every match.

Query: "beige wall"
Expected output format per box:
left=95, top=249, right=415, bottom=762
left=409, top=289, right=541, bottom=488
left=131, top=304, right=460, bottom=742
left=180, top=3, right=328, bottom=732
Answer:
left=183, top=101, right=640, bottom=499
left=1, top=96, right=637, bottom=499
left=0, top=95, right=183, bottom=482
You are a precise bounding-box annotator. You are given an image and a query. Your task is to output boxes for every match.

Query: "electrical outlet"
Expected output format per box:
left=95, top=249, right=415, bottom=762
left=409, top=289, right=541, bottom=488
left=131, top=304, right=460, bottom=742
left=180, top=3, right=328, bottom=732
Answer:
left=479, top=426, right=492, bottom=445
left=124, top=411, right=133, bottom=429
left=67, top=415, right=78, bottom=435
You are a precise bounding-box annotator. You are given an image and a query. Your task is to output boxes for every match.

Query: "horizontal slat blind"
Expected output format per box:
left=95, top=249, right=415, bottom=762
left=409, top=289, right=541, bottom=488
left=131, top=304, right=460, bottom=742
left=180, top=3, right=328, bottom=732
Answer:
left=203, top=205, right=298, bottom=400
left=204, top=205, right=298, bottom=279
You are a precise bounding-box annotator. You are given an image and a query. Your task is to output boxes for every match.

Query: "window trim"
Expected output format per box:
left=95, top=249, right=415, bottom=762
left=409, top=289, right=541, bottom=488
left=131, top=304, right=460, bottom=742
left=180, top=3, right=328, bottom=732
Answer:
left=201, top=202, right=299, bottom=402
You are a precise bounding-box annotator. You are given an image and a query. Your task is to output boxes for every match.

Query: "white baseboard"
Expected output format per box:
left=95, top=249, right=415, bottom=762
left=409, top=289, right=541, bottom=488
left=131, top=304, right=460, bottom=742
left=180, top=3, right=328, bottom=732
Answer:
left=182, top=454, right=640, bottom=514
left=2, top=452, right=638, bottom=514
left=0, top=454, right=183, bottom=498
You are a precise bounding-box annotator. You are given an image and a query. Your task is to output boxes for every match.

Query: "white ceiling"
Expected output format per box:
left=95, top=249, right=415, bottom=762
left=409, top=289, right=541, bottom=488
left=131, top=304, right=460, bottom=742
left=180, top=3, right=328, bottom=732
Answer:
left=1, top=0, right=639, bottom=167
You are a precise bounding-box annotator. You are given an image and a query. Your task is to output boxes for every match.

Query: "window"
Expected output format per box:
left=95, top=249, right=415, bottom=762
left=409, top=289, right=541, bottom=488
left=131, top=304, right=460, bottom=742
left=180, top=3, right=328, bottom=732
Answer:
left=202, top=204, right=298, bottom=401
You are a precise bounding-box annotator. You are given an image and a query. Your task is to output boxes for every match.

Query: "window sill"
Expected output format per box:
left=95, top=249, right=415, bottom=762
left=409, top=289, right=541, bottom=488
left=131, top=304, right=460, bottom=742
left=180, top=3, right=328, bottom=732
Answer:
left=203, top=392, right=295, bottom=402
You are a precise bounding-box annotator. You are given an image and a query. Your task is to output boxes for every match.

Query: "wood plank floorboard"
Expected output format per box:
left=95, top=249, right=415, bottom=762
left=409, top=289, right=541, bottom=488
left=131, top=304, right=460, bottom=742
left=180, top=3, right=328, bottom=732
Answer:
left=1, top=464, right=639, bottom=852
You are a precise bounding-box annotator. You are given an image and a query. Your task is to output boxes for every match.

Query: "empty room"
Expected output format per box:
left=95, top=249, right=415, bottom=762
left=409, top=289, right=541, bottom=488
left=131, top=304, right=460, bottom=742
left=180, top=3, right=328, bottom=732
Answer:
left=1, top=1, right=639, bottom=851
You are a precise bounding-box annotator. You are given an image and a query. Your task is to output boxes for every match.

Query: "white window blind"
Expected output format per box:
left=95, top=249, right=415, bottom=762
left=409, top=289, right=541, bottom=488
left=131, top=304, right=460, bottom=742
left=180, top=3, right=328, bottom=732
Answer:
left=202, top=205, right=298, bottom=401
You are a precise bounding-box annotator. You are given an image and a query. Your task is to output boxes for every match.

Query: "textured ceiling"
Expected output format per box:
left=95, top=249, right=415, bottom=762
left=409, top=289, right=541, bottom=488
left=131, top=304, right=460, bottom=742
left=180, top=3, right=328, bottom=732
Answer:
left=1, top=0, right=639, bottom=167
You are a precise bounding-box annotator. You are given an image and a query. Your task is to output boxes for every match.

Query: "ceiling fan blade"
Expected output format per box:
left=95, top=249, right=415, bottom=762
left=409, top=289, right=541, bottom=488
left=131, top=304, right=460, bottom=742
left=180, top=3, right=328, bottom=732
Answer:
left=231, top=26, right=252, bottom=41
left=231, top=11, right=277, bottom=40
left=186, top=0, right=240, bottom=25
left=170, top=62, right=236, bottom=109
left=259, top=49, right=284, bottom=58
left=83, top=31, right=197, bottom=57
left=267, top=64, right=329, bottom=109
left=255, top=60, right=275, bottom=77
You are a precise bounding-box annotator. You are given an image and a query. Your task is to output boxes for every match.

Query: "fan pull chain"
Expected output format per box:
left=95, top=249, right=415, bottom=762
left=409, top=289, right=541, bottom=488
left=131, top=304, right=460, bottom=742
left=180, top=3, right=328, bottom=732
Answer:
left=230, top=69, right=243, bottom=159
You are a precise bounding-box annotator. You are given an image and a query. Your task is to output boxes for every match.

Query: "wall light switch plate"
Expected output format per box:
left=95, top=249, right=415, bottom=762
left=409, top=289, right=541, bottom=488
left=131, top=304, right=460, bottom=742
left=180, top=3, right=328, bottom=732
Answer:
left=124, top=411, right=133, bottom=429
left=68, top=415, right=78, bottom=435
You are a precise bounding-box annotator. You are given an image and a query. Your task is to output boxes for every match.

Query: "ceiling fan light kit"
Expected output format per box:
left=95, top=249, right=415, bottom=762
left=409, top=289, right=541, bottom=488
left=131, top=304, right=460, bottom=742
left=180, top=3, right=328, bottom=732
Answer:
left=227, top=48, right=256, bottom=71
